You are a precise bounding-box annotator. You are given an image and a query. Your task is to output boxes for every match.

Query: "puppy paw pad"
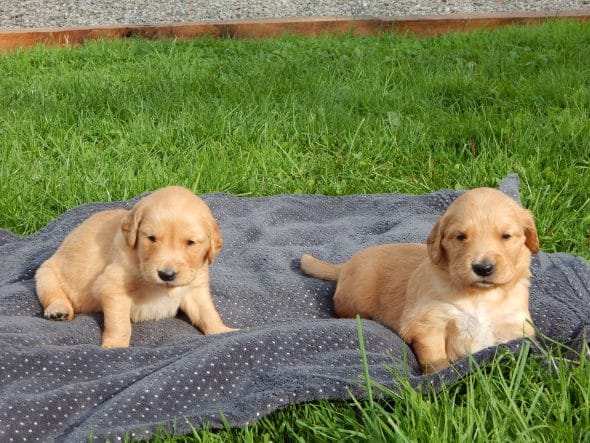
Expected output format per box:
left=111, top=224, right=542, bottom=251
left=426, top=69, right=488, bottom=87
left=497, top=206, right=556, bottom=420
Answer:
left=44, top=302, right=73, bottom=321
left=45, top=311, right=70, bottom=321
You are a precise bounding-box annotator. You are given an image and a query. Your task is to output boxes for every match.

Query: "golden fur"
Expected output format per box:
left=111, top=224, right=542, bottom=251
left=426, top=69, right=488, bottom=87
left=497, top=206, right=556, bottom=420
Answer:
left=301, top=188, right=539, bottom=372
left=35, top=186, right=236, bottom=348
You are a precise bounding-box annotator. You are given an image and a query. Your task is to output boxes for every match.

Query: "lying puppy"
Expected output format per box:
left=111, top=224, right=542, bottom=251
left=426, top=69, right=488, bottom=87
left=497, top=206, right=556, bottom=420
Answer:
left=301, top=188, right=538, bottom=372
left=35, top=186, right=236, bottom=348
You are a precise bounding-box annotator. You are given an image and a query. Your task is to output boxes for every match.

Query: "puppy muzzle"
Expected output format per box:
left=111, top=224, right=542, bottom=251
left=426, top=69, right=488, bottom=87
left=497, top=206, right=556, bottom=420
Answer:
left=471, top=261, right=495, bottom=278
left=157, top=268, right=177, bottom=282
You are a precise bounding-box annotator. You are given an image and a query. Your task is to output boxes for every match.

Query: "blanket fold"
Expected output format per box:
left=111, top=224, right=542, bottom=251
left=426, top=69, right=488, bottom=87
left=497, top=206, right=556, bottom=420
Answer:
left=0, top=175, right=588, bottom=441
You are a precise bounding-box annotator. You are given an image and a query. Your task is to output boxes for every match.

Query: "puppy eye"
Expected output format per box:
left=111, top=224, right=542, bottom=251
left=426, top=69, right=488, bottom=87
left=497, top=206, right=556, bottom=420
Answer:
left=147, top=235, right=156, bottom=242
left=502, top=233, right=512, bottom=240
left=456, top=233, right=467, bottom=241
left=187, top=240, right=196, bottom=246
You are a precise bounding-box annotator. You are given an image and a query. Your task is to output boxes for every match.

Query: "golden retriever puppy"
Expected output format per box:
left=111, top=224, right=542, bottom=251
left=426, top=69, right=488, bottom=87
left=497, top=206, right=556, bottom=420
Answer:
left=35, top=186, right=236, bottom=348
left=301, top=188, right=539, bottom=372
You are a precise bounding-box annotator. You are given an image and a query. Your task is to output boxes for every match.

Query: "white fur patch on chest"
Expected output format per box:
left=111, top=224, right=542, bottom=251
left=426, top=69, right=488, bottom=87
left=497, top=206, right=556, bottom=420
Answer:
left=449, top=305, right=497, bottom=354
left=449, top=289, right=526, bottom=355
left=130, top=286, right=187, bottom=323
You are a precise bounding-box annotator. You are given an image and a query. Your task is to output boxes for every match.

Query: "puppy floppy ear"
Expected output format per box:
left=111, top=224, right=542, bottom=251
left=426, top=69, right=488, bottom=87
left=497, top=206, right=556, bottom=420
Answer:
left=206, top=219, right=223, bottom=264
left=521, top=208, right=540, bottom=253
left=121, top=205, right=144, bottom=248
left=427, top=218, right=445, bottom=265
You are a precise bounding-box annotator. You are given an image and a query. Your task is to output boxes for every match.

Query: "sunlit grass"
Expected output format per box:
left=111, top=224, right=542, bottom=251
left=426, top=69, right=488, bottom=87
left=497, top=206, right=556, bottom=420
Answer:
left=1, top=20, right=589, bottom=441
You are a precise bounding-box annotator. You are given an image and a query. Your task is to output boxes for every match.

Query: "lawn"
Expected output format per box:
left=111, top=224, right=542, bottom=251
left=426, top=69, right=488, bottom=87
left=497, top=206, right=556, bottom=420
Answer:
left=0, top=20, right=589, bottom=441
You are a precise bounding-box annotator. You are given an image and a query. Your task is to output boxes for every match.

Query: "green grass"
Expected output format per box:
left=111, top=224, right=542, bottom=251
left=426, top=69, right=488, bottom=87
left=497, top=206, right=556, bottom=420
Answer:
left=1, top=20, right=589, bottom=441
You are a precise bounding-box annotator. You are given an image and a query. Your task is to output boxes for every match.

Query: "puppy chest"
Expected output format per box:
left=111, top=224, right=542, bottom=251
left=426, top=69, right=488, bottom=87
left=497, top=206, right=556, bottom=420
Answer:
left=449, top=302, right=525, bottom=354
left=449, top=309, right=497, bottom=353
left=130, top=288, right=183, bottom=322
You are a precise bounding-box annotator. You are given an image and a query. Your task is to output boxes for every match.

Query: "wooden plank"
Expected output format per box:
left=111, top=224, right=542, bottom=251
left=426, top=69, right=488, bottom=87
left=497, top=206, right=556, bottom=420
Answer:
left=0, top=10, right=589, bottom=51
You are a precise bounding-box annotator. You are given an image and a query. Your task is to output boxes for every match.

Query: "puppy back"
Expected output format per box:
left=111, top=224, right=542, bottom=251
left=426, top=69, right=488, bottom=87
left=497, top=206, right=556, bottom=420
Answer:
left=300, top=254, right=342, bottom=281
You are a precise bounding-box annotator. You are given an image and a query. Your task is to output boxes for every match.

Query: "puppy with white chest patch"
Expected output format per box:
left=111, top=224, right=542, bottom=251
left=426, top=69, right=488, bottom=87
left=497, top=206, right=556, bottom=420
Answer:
left=301, top=188, right=539, bottom=373
left=35, top=186, right=236, bottom=348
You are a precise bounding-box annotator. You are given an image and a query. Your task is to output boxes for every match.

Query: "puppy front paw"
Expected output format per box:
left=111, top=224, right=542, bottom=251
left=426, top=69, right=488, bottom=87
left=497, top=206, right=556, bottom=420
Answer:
left=420, top=358, right=451, bottom=373
left=206, top=325, right=239, bottom=335
left=44, top=301, right=74, bottom=321
left=101, top=336, right=130, bottom=349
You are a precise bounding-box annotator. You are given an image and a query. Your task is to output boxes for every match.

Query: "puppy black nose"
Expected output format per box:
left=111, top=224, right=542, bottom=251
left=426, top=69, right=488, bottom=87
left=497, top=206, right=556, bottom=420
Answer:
left=158, top=269, right=177, bottom=282
left=472, top=262, right=495, bottom=277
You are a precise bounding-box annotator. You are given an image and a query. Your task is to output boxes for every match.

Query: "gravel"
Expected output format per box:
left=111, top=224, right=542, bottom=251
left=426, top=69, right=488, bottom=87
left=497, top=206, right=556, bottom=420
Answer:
left=0, top=0, right=588, bottom=30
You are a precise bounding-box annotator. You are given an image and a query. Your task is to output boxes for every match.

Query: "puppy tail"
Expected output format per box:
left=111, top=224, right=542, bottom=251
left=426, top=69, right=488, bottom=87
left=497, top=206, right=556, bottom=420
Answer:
left=300, top=254, right=342, bottom=281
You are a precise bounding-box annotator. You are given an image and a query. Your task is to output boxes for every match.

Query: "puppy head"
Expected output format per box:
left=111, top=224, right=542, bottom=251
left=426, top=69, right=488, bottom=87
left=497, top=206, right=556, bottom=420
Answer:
left=427, top=187, right=539, bottom=290
left=121, top=186, right=223, bottom=287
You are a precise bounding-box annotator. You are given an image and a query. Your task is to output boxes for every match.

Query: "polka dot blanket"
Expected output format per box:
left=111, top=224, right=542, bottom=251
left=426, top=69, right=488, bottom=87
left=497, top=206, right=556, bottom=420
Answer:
left=1, top=175, right=589, bottom=441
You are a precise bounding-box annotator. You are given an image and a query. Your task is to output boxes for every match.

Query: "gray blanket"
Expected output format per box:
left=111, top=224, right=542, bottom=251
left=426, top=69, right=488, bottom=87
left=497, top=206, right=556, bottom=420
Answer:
left=0, top=175, right=589, bottom=441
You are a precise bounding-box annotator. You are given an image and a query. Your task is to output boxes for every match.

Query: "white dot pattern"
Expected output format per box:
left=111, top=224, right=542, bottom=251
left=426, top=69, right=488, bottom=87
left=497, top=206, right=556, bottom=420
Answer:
left=1, top=176, right=589, bottom=441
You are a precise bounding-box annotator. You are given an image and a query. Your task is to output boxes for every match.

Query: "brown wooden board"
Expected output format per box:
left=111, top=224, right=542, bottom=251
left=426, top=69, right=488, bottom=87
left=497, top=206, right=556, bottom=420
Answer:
left=0, top=10, right=589, bottom=51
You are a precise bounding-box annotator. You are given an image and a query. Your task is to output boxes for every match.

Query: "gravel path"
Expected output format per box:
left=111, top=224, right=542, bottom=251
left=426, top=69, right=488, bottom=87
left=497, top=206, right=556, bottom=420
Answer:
left=1, top=1, right=589, bottom=30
